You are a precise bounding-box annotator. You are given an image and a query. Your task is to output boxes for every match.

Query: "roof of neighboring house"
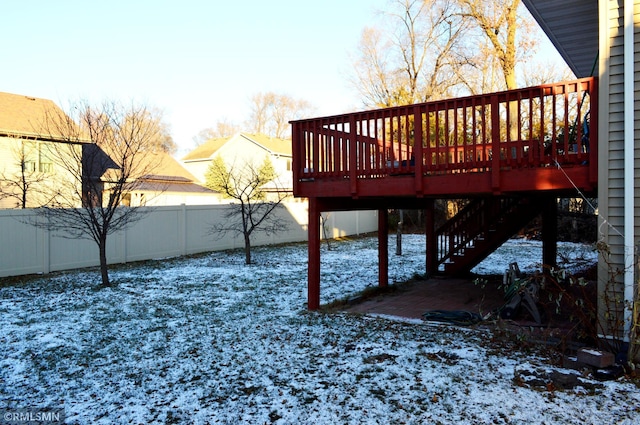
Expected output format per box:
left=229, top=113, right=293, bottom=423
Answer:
left=103, top=149, right=217, bottom=194
left=132, top=179, right=216, bottom=194
left=0, top=91, right=76, bottom=140
left=181, top=132, right=292, bottom=161
left=181, top=137, right=229, bottom=161
left=135, top=151, right=216, bottom=194
left=245, top=133, right=292, bottom=156
left=148, top=151, right=200, bottom=182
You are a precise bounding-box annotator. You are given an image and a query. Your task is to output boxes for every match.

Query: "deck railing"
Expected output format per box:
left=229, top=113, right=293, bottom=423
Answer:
left=291, top=78, right=597, bottom=195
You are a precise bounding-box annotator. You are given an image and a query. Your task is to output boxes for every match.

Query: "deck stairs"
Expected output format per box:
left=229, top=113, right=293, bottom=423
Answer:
left=436, top=196, right=545, bottom=275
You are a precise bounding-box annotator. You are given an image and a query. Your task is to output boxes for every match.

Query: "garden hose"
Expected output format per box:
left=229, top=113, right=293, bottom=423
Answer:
left=422, top=309, right=483, bottom=326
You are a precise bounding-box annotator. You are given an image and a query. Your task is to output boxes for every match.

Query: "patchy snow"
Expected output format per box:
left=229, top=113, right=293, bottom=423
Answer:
left=1, top=235, right=637, bottom=424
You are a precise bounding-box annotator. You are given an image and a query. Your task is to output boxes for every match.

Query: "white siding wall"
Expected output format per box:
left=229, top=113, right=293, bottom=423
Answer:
left=0, top=204, right=378, bottom=278
left=181, top=135, right=292, bottom=188
left=598, top=0, right=640, bottom=329
left=181, top=159, right=210, bottom=184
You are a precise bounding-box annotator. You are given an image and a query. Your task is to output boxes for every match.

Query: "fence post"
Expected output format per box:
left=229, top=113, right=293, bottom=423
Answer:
left=180, top=204, right=187, bottom=256
left=42, top=211, right=50, bottom=274
left=121, top=224, right=127, bottom=264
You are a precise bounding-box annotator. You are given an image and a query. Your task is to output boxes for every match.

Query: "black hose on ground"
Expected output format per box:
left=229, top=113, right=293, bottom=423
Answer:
left=421, top=310, right=483, bottom=326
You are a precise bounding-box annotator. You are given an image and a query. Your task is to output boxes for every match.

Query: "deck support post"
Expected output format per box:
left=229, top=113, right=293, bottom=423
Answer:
left=541, top=196, right=558, bottom=272
left=425, top=199, right=437, bottom=275
left=308, top=198, right=321, bottom=310
left=378, top=209, right=389, bottom=287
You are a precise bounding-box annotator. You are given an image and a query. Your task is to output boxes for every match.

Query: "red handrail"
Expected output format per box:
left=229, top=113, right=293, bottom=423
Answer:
left=291, top=77, right=597, bottom=196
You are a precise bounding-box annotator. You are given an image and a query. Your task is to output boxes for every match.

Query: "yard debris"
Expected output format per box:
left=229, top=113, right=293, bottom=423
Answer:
left=564, top=349, right=625, bottom=381
left=422, top=262, right=542, bottom=326
left=514, top=362, right=603, bottom=391
left=499, top=262, right=542, bottom=324
left=577, top=347, right=615, bottom=369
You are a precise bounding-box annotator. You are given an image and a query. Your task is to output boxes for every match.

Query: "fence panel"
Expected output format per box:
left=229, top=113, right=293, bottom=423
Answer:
left=0, top=210, right=44, bottom=276
left=124, top=206, right=184, bottom=262
left=0, top=203, right=378, bottom=278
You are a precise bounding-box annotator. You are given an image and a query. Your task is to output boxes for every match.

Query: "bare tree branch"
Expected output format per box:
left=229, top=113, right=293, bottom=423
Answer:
left=246, top=92, right=315, bottom=138
left=204, top=156, right=290, bottom=264
left=349, top=0, right=466, bottom=108
left=29, top=99, right=167, bottom=287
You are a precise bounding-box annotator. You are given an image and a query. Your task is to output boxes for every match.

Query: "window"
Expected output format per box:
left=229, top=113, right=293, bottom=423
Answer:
left=22, top=160, right=36, bottom=172
left=38, top=143, right=53, bottom=173
left=20, top=141, right=54, bottom=173
left=22, top=141, right=37, bottom=172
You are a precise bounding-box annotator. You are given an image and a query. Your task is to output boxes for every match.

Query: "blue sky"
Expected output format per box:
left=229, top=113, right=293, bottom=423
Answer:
left=2, top=1, right=561, bottom=155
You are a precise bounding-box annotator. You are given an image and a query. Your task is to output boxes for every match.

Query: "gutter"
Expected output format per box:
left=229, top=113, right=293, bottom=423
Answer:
left=623, top=0, right=635, bottom=342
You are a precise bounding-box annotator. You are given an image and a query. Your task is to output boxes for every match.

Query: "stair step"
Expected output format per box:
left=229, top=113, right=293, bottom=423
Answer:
left=436, top=196, right=545, bottom=275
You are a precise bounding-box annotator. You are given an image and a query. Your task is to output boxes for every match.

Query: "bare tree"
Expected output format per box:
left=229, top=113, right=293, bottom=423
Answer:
left=204, top=155, right=289, bottom=264
left=350, top=0, right=467, bottom=108
left=521, top=59, right=574, bottom=87
left=455, top=0, right=540, bottom=143
left=145, top=107, right=177, bottom=154
left=193, top=93, right=313, bottom=143
left=34, top=99, right=166, bottom=287
left=246, top=92, right=314, bottom=138
left=247, top=92, right=273, bottom=136
left=0, top=140, right=51, bottom=208
left=192, top=118, right=241, bottom=146
left=350, top=0, right=544, bottom=107
left=456, top=0, right=538, bottom=92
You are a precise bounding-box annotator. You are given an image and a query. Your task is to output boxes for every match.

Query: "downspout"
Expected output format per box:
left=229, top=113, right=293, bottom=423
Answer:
left=623, top=0, right=635, bottom=342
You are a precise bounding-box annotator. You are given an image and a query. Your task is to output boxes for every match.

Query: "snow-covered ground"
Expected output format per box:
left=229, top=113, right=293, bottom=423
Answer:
left=1, top=235, right=637, bottom=424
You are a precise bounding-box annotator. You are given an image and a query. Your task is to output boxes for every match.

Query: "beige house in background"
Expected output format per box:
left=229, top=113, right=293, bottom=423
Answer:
left=181, top=132, right=293, bottom=192
left=121, top=151, right=220, bottom=206
left=0, top=92, right=87, bottom=209
left=0, top=91, right=218, bottom=209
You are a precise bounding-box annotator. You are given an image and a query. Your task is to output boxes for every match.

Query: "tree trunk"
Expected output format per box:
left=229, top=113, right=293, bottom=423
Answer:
left=244, top=233, right=252, bottom=265
left=99, top=235, right=110, bottom=287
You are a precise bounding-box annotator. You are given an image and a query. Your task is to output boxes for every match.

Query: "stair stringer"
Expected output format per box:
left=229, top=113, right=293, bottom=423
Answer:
left=436, top=196, right=545, bottom=275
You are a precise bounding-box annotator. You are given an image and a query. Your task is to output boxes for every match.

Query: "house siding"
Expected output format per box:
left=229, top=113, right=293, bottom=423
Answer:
left=0, top=136, right=83, bottom=209
left=598, top=0, right=640, bottom=335
left=0, top=136, right=16, bottom=208
left=182, top=133, right=293, bottom=190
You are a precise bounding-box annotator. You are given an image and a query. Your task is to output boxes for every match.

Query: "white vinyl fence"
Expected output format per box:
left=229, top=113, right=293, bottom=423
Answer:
left=0, top=203, right=378, bottom=278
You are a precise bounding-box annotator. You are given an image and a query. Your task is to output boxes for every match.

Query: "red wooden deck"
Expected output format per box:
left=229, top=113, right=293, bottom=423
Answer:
left=292, top=78, right=597, bottom=200
left=290, top=78, right=598, bottom=310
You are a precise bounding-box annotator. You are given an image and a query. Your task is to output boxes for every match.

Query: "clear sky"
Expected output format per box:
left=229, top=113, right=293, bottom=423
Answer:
left=2, top=1, right=562, bottom=156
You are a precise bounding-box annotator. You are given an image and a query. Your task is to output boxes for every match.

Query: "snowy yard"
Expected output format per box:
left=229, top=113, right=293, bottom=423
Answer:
left=1, top=235, right=638, bottom=424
